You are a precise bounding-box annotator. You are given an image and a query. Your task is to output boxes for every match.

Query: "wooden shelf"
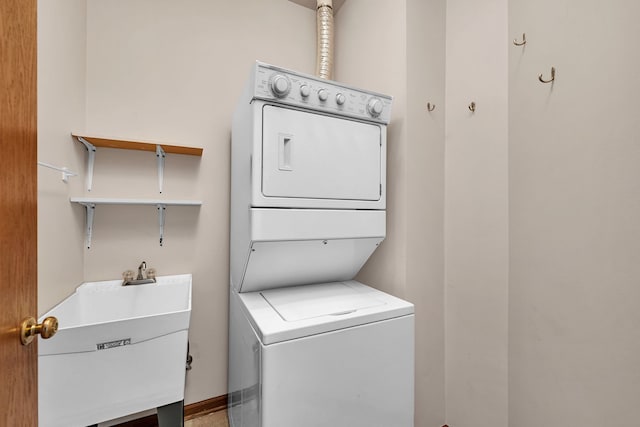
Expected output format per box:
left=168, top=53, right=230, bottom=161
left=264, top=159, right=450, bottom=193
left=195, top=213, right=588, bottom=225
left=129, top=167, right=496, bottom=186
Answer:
left=72, top=133, right=203, bottom=156
left=72, top=132, right=203, bottom=193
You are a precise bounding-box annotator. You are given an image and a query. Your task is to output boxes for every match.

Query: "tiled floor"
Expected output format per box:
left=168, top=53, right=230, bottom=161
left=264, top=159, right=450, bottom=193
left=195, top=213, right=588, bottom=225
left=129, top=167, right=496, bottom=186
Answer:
left=185, top=409, right=229, bottom=427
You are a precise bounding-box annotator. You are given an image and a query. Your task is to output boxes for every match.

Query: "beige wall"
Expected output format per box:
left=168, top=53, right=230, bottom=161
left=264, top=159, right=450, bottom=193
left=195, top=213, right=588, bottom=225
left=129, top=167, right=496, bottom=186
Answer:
left=405, top=0, right=447, bottom=425
left=445, top=0, right=509, bottom=426
left=83, top=0, right=316, bottom=406
left=41, top=1, right=640, bottom=427
left=509, top=0, right=640, bottom=425
left=336, top=1, right=447, bottom=426
left=444, top=0, right=640, bottom=425
left=37, top=0, right=316, bottom=408
left=40, top=0, right=444, bottom=420
left=37, top=0, right=87, bottom=314
left=335, top=0, right=408, bottom=298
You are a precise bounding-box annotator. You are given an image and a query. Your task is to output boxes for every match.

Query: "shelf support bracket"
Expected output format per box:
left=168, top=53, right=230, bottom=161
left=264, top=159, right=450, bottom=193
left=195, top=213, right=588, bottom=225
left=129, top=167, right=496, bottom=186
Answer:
left=77, top=137, right=96, bottom=192
left=156, top=145, right=166, bottom=194
left=157, top=204, right=166, bottom=246
left=76, top=202, right=96, bottom=249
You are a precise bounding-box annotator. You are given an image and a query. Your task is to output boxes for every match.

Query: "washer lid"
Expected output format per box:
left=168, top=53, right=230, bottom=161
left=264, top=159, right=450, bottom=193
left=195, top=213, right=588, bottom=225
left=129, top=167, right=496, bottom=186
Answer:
left=262, top=282, right=386, bottom=321
left=237, top=281, right=414, bottom=345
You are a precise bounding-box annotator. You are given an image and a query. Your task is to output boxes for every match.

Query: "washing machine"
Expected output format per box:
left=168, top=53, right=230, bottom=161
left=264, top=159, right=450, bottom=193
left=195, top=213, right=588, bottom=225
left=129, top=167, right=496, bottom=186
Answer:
left=228, top=62, right=414, bottom=427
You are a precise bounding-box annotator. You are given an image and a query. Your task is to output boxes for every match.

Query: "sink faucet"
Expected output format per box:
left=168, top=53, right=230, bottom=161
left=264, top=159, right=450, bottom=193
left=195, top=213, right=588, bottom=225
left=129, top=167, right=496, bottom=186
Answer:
left=137, top=261, right=147, bottom=280
left=122, top=261, right=156, bottom=286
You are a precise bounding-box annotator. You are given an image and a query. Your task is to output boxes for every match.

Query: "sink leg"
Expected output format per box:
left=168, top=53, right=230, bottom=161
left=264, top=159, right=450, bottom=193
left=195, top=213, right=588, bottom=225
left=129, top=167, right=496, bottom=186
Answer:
left=157, top=400, right=184, bottom=427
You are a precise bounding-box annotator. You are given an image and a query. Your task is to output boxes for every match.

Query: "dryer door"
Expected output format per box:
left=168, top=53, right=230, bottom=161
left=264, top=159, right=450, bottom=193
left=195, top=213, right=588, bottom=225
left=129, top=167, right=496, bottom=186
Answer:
left=261, top=105, right=382, bottom=202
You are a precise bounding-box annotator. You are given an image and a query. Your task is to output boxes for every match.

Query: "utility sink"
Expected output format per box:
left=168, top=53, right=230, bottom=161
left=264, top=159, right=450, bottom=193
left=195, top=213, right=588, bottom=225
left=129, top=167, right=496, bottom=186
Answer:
left=38, top=274, right=192, bottom=427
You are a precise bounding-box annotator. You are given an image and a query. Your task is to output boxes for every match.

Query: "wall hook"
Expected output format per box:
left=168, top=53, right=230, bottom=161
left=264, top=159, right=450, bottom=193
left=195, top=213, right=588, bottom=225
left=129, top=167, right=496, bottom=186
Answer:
left=513, top=33, right=526, bottom=46
left=538, top=67, right=556, bottom=83
left=427, top=102, right=436, bottom=112
left=468, top=102, right=476, bottom=113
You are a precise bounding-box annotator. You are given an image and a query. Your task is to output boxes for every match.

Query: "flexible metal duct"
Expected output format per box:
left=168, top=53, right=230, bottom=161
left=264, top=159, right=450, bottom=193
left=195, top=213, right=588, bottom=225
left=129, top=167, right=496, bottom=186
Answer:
left=316, top=0, right=334, bottom=79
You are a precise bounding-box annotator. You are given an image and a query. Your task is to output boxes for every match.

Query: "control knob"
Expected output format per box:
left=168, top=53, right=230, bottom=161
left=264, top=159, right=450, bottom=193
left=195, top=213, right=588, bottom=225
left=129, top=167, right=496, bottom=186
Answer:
left=336, top=93, right=346, bottom=105
left=270, top=74, right=291, bottom=98
left=300, top=84, right=311, bottom=98
left=318, top=89, right=329, bottom=102
left=367, top=97, right=384, bottom=117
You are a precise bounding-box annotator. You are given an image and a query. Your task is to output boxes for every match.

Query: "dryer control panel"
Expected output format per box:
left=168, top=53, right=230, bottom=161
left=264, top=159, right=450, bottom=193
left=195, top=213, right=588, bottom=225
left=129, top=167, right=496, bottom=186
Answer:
left=250, top=62, right=393, bottom=124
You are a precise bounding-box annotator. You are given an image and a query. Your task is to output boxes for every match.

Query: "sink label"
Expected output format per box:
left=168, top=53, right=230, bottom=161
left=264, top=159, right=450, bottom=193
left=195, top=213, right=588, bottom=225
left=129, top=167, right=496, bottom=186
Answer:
left=97, top=338, right=132, bottom=350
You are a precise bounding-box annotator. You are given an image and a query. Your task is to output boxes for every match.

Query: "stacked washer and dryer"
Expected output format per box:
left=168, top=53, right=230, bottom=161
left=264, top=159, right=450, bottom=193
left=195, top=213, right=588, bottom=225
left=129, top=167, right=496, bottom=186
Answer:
left=228, top=62, right=414, bottom=427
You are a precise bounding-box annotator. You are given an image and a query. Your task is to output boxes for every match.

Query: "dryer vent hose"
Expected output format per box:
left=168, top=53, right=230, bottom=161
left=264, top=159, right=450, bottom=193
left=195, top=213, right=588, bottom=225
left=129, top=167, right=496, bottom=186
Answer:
left=316, top=0, right=334, bottom=80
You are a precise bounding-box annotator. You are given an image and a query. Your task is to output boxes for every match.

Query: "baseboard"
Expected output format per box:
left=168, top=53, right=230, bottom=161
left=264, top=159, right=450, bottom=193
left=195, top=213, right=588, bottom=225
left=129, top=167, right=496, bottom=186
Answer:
left=113, top=395, right=228, bottom=426
left=184, top=395, right=228, bottom=420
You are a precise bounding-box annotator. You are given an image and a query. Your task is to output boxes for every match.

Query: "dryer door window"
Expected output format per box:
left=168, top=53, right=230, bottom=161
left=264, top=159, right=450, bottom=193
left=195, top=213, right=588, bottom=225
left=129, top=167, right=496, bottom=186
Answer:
left=262, top=105, right=382, bottom=201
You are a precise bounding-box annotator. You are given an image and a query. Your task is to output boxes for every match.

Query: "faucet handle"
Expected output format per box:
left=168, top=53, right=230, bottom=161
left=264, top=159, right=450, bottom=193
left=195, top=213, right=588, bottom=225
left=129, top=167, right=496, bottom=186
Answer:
left=122, top=270, right=135, bottom=285
left=147, top=268, right=157, bottom=280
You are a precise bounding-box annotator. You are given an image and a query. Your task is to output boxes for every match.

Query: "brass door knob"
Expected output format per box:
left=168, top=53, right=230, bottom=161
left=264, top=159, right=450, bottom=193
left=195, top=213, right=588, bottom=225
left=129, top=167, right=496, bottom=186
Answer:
left=20, top=316, right=58, bottom=346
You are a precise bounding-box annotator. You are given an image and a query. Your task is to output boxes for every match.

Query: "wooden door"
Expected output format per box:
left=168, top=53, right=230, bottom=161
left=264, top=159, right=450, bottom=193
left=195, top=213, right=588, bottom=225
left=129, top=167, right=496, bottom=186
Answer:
left=0, top=0, right=39, bottom=425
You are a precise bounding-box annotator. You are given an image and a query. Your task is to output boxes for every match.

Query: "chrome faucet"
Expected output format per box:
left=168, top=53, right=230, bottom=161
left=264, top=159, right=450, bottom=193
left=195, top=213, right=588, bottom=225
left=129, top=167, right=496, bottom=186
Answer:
left=122, top=261, right=156, bottom=286
left=137, top=261, right=147, bottom=280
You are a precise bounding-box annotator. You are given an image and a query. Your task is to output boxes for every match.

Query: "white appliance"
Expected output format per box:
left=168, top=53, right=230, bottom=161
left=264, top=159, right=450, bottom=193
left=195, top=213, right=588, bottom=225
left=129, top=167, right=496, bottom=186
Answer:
left=228, top=62, right=414, bottom=427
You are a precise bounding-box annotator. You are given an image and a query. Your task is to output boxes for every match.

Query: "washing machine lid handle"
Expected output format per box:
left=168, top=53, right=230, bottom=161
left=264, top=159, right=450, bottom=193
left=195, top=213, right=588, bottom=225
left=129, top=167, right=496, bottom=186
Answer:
left=261, top=281, right=385, bottom=322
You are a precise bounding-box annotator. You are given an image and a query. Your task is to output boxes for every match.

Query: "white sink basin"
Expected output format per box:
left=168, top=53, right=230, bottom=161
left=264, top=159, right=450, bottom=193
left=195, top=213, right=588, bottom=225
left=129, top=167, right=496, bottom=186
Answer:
left=38, top=274, right=192, bottom=427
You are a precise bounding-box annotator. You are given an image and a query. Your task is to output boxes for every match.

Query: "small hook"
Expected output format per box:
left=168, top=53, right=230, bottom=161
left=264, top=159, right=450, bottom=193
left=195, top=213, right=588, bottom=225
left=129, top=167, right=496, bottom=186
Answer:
left=427, top=102, right=435, bottom=112
left=513, top=33, right=526, bottom=46
left=538, top=67, right=556, bottom=83
left=468, top=102, right=476, bottom=113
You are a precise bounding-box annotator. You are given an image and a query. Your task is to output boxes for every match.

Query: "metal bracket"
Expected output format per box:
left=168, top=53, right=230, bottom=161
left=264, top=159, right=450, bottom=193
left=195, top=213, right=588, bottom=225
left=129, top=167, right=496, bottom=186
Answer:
left=157, top=204, right=166, bottom=246
left=71, top=198, right=201, bottom=249
left=77, top=137, right=96, bottom=191
left=75, top=202, right=96, bottom=249
left=156, top=145, right=166, bottom=194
